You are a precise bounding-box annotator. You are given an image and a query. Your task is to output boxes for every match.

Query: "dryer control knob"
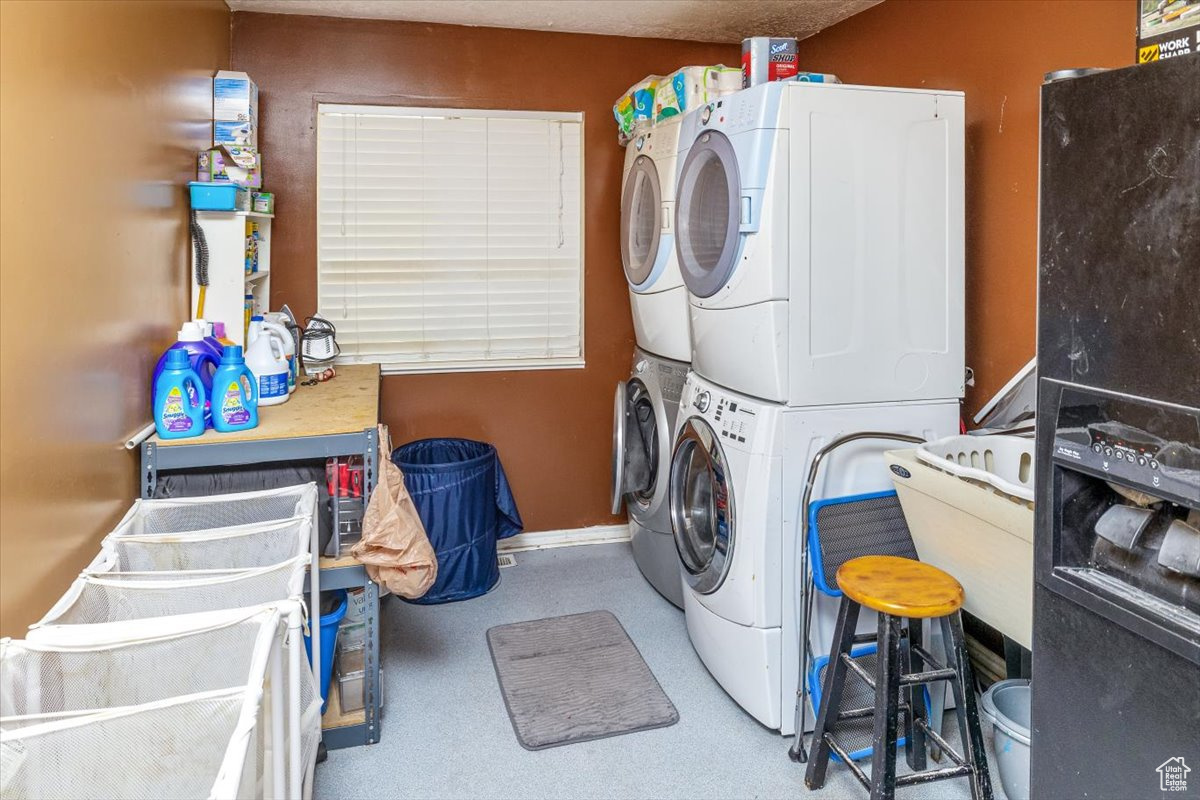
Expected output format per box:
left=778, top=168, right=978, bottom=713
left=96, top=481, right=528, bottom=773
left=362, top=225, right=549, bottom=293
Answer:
left=694, top=390, right=711, bottom=412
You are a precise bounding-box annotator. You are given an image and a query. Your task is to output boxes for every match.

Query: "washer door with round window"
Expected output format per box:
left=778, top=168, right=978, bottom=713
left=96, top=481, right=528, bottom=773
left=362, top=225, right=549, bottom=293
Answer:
left=611, top=379, right=663, bottom=521
left=620, top=154, right=669, bottom=293
left=669, top=417, right=735, bottom=594
left=674, top=130, right=744, bottom=299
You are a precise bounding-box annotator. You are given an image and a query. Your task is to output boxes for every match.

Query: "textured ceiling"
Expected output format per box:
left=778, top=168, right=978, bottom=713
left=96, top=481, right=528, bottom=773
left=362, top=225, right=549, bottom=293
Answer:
left=225, top=0, right=882, bottom=43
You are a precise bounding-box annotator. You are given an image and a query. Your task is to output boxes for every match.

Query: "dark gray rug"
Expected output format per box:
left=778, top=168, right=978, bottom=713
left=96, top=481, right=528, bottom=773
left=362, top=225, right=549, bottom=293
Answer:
left=486, top=610, right=679, bottom=750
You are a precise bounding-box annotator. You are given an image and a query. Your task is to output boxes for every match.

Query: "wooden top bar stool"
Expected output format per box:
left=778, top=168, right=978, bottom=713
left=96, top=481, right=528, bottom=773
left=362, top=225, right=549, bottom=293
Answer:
left=804, top=555, right=993, bottom=800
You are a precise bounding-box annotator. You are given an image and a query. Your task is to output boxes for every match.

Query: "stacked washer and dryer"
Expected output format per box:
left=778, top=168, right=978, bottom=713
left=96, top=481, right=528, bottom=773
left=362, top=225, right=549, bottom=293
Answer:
left=612, top=117, right=692, bottom=609
left=614, top=78, right=966, bottom=735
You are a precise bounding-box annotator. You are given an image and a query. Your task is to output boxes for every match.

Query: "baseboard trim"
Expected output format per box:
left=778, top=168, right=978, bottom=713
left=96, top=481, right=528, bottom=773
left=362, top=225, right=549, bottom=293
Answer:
left=498, top=524, right=630, bottom=553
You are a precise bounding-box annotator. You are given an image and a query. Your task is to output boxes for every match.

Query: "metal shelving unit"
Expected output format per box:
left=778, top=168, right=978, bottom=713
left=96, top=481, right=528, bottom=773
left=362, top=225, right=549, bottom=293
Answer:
left=139, top=364, right=384, bottom=749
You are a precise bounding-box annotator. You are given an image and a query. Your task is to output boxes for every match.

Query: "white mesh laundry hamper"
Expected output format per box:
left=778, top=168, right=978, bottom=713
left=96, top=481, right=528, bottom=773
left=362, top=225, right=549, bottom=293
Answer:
left=32, top=558, right=308, bottom=628
left=99, top=483, right=325, bottom=688
left=116, top=484, right=319, bottom=536
left=6, top=604, right=321, bottom=800
left=89, top=516, right=313, bottom=573
left=0, top=687, right=258, bottom=800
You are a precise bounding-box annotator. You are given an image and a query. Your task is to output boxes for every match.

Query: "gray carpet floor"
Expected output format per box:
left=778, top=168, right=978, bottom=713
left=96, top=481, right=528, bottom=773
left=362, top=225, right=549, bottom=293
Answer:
left=314, top=543, right=1009, bottom=800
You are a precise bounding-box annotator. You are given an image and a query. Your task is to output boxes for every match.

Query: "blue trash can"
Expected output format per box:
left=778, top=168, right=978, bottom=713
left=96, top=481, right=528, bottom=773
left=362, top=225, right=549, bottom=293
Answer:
left=393, top=438, right=523, bottom=604
left=303, top=590, right=347, bottom=713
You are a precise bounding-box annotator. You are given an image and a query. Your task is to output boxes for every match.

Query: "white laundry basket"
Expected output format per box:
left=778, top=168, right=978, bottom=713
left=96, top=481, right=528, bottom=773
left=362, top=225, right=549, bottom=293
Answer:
left=0, top=687, right=257, bottom=800
left=4, top=604, right=321, bottom=800
left=119, top=484, right=319, bottom=535
left=86, top=483, right=325, bottom=692
left=884, top=434, right=1035, bottom=648
left=92, top=516, right=313, bottom=573
left=32, top=557, right=308, bottom=628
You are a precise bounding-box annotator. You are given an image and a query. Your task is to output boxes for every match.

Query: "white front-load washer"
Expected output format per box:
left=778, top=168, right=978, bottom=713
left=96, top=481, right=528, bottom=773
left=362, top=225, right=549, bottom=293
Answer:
left=612, top=347, right=689, bottom=607
left=669, top=371, right=958, bottom=733
left=674, top=81, right=966, bottom=407
left=621, top=117, right=691, bottom=362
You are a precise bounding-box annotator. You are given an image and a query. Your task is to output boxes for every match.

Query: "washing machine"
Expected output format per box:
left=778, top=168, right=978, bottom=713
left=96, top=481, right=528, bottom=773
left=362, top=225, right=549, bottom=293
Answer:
left=673, top=80, right=966, bottom=406
left=612, top=347, right=689, bottom=607
left=621, top=117, right=691, bottom=363
left=669, top=371, right=957, bottom=732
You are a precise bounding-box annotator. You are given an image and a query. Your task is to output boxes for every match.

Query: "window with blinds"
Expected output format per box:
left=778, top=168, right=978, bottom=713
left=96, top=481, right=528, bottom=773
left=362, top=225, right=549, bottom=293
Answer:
left=316, top=104, right=584, bottom=374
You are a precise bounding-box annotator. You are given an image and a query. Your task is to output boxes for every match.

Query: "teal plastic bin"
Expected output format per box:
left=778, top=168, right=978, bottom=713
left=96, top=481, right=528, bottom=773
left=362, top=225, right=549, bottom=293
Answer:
left=303, top=590, right=347, bottom=713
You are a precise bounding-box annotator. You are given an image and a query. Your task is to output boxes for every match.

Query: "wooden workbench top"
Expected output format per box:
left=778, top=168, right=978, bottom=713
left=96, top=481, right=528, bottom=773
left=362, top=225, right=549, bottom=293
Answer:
left=153, top=363, right=380, bottom=447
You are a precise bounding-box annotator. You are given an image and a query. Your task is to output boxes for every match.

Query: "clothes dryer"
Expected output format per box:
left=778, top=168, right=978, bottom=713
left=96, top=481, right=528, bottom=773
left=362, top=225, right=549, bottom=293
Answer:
left=621, top=117, right=691, bottom=362
left=674, top=81, right=965, bottom=406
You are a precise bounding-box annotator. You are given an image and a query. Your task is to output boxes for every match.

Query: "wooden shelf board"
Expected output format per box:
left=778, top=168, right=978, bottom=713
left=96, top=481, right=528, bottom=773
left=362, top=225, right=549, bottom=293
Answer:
left=322, top=680, right=367, bottom=730
left=151, top=363, right=380, bottom=447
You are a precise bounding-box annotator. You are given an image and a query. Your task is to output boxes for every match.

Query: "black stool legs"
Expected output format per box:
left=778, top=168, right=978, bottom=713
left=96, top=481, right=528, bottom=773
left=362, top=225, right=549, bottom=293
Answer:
left=804, top=598, right=993, bottom=800
left=939, top=612, right=993, bottom=800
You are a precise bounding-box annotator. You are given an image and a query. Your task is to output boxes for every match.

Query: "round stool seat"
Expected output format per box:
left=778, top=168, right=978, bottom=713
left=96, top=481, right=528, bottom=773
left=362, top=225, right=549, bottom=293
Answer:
left=836, top=555, right=964, bottom=618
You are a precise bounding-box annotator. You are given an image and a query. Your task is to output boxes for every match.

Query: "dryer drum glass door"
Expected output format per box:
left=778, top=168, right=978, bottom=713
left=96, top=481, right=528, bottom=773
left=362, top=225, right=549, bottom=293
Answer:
left=670, top=417, right=735, bottom=594
left=611, top=379, right=658, bottom=514
left=620, top=155, right=662, bottom=287
left=675, top=130, right=742, bottom=298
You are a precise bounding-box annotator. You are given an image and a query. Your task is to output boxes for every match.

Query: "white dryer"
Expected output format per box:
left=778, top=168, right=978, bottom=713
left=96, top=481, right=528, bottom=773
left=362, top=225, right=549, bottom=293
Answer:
left=669, top=371, right=957, bottom=732
left=612, top=347, right=689, bottom=607
left=673, top=81, right=966, bottom=406
left=621, top=117, right=691, bottom=363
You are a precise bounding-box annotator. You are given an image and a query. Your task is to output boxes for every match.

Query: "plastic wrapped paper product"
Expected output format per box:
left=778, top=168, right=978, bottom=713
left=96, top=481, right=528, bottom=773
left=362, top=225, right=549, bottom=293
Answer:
left=658, top=65, right=744, bottom=121
left=612, top=75, right=662, bottom=143
left=704, top=65, right=744, bottom=98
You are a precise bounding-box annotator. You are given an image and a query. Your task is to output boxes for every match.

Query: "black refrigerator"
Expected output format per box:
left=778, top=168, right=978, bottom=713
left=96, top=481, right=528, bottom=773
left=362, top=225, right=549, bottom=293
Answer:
left=1033, top=55, right=1200, bottom=799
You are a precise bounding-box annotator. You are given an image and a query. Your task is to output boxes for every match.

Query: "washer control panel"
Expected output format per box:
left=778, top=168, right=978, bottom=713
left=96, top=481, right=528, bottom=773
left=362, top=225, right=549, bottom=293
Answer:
left=713, top=395, right=757, bottom=446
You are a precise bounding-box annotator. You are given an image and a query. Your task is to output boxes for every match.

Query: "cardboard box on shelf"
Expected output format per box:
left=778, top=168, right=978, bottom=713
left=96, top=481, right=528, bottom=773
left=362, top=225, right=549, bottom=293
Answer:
left=214, top=119, right=257, bottom=148
left=197, top=145, right=262, bottom=189
left=213, top=70, right=258, bottom=122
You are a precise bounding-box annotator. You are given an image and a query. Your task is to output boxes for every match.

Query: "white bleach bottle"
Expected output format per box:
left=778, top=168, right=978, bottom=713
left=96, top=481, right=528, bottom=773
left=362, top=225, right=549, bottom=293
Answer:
left=260, top=317, right=297, bottom=393
left=245, top=315, right=290, bottom=406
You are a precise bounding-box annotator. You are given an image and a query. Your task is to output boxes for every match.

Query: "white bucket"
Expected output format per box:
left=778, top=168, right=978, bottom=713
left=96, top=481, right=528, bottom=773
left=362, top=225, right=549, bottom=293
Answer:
left=981, top=679, right=1031, bottom=800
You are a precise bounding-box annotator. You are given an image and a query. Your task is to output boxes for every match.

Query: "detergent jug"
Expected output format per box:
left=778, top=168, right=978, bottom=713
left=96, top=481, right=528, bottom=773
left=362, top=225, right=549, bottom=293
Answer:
left=152, top=322, right=221, bottom=426
left=211, top=321, right=236, bottom=347
left=246, top=316, right=290, bottom=406
left=211, top=345, right=258, bottom=432
left=153, top=349, right=206, bottom=439
left=260, top=317, right=297, bottom=393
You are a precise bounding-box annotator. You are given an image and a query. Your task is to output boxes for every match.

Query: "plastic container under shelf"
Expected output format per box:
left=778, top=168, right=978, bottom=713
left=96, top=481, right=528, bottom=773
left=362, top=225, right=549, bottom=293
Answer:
left=336, top=640, right=365, bottom=713
left=884, top=436, right=1034, bottom=649
left=338, top=621, right=365, bottom=651
left=916, top=434, right=1035, bottom=502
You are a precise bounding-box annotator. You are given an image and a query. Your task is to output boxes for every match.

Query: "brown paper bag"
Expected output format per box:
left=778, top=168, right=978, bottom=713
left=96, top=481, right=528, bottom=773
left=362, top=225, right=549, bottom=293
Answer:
left=350, top=425, right=437, bottom=598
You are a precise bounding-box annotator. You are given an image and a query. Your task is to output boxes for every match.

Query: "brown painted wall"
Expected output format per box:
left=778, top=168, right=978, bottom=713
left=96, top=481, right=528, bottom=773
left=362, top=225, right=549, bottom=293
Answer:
left=797, top=0, right=1134, bottom=418
left=0, top=0, right=230, bottom=635
left=231, top=13, right=736, bottom=533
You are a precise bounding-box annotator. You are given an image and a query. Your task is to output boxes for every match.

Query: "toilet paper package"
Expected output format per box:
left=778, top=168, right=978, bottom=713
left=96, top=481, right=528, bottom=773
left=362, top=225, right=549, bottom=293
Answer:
left=704, top=65, right=744, bottom=98
left=654, top=65, right=744, bottom=122
left=612, top=75, right=662, bottom=142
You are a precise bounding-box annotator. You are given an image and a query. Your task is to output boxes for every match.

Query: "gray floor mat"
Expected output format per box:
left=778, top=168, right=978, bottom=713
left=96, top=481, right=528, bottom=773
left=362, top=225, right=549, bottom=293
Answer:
left=486, top=610, right=679, bottom=750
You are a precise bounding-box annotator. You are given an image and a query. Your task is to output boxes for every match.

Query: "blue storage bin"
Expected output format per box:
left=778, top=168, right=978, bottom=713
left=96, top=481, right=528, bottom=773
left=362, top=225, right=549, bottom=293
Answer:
left=393, top=438, right=522, bottom=604
left=303, top=590, right=347, bottom=713
left=189, top=181, right=240, bottom=211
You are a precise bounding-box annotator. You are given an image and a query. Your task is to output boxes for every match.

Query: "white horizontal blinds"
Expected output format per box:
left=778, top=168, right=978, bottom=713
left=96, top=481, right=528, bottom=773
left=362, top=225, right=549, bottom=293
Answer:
left=317, top=106, right=583, bottom=372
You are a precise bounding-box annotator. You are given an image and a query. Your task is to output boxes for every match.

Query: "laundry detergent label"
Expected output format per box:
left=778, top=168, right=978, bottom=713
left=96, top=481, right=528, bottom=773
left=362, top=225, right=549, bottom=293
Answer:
left=221, top=382, right=250, bottom=424
left=259, top=372, right=288, bottom=399
left=160, top=386, right=195, bottom=433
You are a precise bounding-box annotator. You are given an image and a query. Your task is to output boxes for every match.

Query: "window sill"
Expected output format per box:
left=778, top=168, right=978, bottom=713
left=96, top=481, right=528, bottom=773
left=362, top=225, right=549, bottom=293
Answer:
left=338, top=357, right=587, bottom=377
